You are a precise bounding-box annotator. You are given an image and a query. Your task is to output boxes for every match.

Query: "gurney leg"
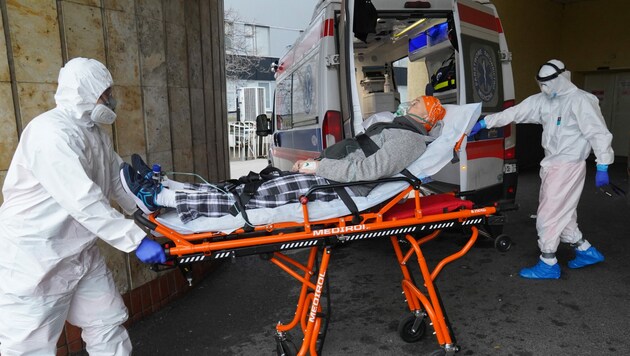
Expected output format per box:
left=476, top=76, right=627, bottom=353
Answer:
left=272, top=247, right=331, bottom=356
left=391, top=235, right=451, bottom=346
left=390, top=228, right=479, bottom=352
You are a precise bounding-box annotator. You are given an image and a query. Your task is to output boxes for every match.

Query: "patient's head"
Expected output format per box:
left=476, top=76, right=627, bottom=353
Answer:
left=407, top=95, right=446, bottom=132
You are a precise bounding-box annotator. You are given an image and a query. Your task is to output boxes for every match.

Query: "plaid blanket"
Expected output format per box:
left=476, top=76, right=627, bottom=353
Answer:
left=175, top=174, right=338, bottom=223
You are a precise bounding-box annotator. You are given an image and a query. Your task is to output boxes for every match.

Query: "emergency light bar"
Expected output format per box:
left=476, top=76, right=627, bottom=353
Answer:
left=409, top=32, right=427, bottom=53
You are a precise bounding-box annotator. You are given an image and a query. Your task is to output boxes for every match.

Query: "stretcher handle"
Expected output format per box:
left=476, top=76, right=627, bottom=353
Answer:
left=133, top=209, right=157, bottom=230
left=455, top=191, right=519, bottom=213
left=304, top=176, right=421, bottom=197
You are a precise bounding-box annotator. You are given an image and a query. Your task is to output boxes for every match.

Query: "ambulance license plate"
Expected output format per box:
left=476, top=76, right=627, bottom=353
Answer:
left=504, top=163, right=517, bottom=174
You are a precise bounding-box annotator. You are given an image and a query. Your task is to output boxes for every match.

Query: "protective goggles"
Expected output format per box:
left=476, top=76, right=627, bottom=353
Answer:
left=100, top=88, right=117, bottom=111
left=536, top=62, right=565, bottom=82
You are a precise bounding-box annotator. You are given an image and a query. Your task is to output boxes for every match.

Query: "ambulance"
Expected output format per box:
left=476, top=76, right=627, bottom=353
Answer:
left=257, top=0, right=518, bottom=214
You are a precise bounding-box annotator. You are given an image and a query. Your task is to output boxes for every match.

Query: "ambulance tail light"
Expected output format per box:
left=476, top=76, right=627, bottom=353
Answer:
left=504, top=146, right=516, bottom=160
left=322, top=111, right=342, bottom=149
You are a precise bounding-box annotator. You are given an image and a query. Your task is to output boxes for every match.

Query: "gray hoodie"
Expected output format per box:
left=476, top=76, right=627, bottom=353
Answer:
left=315, top=116, right=432, bottom=195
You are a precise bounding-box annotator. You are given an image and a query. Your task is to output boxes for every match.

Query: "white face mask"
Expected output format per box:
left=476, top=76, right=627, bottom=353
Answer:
left=538, top=82, right=557, bottom=99
left=90, top=103, right=117, bottom=124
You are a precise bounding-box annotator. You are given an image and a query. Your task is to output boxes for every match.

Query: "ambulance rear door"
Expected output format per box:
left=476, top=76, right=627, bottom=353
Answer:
left=452, top=0, right=514, bottom=204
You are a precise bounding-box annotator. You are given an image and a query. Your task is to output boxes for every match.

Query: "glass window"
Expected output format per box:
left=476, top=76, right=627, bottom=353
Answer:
left=255, top=26, right=270, bottom=56
left=225, top=22, right=234, bottom=54
left=275, top=77, right=292, bottom=130
left=258, top=82, right=271, bottom=109
left=244, top=24, right=254, bottom=54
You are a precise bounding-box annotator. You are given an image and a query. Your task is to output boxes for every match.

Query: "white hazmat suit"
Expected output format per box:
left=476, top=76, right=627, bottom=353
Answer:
left=484, top=61, right=614, bottom=256
left=0, top=58, right=146, bottom=355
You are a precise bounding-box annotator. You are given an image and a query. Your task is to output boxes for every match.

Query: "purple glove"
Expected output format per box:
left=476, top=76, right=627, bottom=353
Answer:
left=468, top=118, right=486, bottom=137
left=595, top=164, right=609, bottom=188
left=136, top=237, right=166, bottom=264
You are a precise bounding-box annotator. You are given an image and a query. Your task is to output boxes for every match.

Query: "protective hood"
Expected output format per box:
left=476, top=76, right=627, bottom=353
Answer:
left=537, top=61, right=576, bottom=98
left=547, top=59, right=571, bottom=81
left=54, top=58, right=113, bottom=124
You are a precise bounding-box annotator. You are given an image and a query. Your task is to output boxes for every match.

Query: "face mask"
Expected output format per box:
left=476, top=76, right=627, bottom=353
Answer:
left=395, top=101, right=412, bottom=116
left=539, top=82, right=557, bottom=99
left=90, top=103, right=117, bottom=124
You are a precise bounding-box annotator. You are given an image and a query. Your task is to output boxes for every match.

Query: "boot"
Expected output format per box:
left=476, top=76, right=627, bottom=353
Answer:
left=568, top=246, right=604, bottom=269
left=519, top=260, right=561, bottom=279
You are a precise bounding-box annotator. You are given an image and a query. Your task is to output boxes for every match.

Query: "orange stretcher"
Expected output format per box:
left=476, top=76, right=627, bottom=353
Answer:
left=133, top=177, right=515, bottom=356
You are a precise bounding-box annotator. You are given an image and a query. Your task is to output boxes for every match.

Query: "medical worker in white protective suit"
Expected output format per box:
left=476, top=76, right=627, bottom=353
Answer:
left=469, top=59, right=613, bottom=279
left=0, top=58, right=166, bottom=355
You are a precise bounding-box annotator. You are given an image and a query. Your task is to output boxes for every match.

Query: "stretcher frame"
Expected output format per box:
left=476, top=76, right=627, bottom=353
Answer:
left=134, top=175, right=512, bottom=356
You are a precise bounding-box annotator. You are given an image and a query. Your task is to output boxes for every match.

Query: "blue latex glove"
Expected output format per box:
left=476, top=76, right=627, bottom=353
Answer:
left=468, top=118, right=486, bottom=137
left=595, top=164, right=609, bottom=188
left=136, top=237, right=167, bottom=264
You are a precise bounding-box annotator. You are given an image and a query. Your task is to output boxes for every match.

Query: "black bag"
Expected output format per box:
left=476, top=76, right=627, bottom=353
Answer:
left=430, top=54, right=456, bottom=92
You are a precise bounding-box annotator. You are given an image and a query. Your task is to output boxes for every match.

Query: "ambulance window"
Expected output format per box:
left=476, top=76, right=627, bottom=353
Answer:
left=275, top=77, right=292, bottom=130
left=291, top=54, right=319, bottom=127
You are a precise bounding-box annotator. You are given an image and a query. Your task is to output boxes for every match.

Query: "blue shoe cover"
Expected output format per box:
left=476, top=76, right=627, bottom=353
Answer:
left=519, top=260, right=561, bottom=279
left=568, top=247, right=604, bottom=269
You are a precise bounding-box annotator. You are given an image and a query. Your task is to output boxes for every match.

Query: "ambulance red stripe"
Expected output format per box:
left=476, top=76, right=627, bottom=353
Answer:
left=457, top=3, right=497, bottom=32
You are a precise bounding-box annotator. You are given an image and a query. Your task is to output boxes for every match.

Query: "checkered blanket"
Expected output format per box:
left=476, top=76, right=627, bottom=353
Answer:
left=175, top=174, right=338, bottom=223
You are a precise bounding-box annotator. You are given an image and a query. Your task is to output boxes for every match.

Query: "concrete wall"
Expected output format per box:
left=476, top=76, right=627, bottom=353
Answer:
left=0, top=0, right=228, bottom=294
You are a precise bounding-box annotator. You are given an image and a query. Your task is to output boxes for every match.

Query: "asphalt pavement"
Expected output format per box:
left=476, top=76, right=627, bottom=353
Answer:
left=129, top=158, right=630, bottom=356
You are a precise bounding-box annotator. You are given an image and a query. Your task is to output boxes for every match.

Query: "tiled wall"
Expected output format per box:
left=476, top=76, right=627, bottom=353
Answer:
left=0, top=0, right=228, bottom=352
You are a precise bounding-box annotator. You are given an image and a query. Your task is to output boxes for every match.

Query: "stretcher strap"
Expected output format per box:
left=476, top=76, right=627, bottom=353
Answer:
left=332, top=186, right=362, bottom=224
left=228, top=190, right=255, bottom=232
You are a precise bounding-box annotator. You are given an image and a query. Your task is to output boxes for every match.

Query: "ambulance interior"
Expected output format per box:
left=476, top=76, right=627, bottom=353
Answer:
left=353, top=13, right=457, bottom=119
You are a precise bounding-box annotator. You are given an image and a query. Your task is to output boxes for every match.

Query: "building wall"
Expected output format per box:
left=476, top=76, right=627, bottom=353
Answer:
left=0, top=0, right=227, bottom=351
left=492, top=0, right=564, bottom=102
left=493, top=0, right=630, bottom=100
left=559, top=0, right=630, bottom=73
left=492, top=0, right=630, bottom=166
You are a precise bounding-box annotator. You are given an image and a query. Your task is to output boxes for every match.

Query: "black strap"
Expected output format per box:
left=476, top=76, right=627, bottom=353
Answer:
left=224, top=165, right=291, bottom=231
left=333, top=186, right=362, bottom=224
left=228, top=191, right=255, bottom=232
left=362, top=116, right=426, bottom=138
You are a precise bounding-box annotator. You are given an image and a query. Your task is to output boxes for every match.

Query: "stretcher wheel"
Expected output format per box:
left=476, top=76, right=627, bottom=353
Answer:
left=275, top=339, right=297, bottom=356
left=429, top=349, right=446, bottom=356
left=494, top=234, right=512, bottom=252
left=397, top=315, right=426, bottom=343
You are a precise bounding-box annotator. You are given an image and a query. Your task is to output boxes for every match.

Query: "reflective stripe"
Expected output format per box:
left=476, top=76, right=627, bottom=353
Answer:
left=434, top=79, right=455, bottom=91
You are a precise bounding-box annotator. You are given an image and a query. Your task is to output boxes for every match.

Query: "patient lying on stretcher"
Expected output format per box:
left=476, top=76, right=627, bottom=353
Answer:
left=120, top=96, right=446, bottom=223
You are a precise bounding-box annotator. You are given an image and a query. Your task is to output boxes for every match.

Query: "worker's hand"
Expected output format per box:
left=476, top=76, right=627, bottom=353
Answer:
left=292, top=160, right=306, bottom=172
left=468, top=118, right=486, bottom=138
left=298, top=159, right=318, bottom=174
left=135, top=237, right=166, bottom=264
left=595, top=164, right=609, bottom=188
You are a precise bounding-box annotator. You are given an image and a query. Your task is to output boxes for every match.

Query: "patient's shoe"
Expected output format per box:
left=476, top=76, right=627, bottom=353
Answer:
left=120, top=162, right=162, bottom=214
left=568, top=247, right=604, bottom=269
left=519, top=260, right=561, bottom=279
left=131, top=154, right=153, bottom=180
